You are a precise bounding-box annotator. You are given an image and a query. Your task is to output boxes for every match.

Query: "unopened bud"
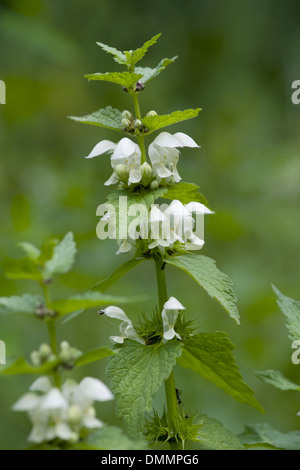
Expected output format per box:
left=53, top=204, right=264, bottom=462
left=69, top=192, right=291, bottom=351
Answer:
left=134, top=119, right=143, bottom=131
left=135, top=81, right=145, bottom=92
left=150, top=180, right=159, bottom=190
left=146, top=110, right=157, bottom=117
left=60, top=341, right=70, bottom=350
left=121, top=117, right=131, bottom=129
left=47, top=353, right=57, bottom=363
left=115, top=164, right=129, bottom=183
left=140, top=162, right=153, bottom=186
left=121, top=110, right=132, bottom=120
left=30, top=351, right=41, bottom=367
left=39, top=343, right=52, bottom=359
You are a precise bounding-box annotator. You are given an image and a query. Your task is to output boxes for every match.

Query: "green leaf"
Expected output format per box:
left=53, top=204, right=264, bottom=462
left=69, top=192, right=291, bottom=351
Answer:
left=96, top=42, right=127, bottom=65
left=161, top=182, right=209, bottom=207
left=106, top=339, right=182, bottom=436
left=75, top=347, right=114, bottom=368
left=68, top=106, right=123, bottom=132
left=3, top=257, right=42, bottom=281
left=135, top=57, right=177, bottom=84
left=0, top=294, right=44, bottom=315
left=17, top=242, right=41, bottom=261
left=142, top=108, right=201, bottom=134
left=127, top=33, right=161, bottom=68
left=44, top=232, right=76, bottom=279
left=85, top=72, right=142, bottom=89
left=38, top=238, right=59, bottom=265
left=77, top=426, right=147, bottom=450
left=165, top=254, right=240, bottom=324
left=1, top=357, right=60, bottom=376
left=255, top=369, right=300, bottom=391
left=49, top=292, right=137, bottom=316
left=272, top=285, right=300, bottom=342
left=197, top=414, right=243, bottom=450
left=178, top=333, right=263, bottom=412
left=105, top=187, right=168, bottom=238
left=240, top=423, right=300, bottom=450
left=92, top=257, right=146, bottom=292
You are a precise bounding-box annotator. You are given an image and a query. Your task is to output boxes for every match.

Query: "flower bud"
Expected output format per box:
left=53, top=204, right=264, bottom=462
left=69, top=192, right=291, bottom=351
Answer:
left=134, top=119, right=143, bottom=131
left=39, top=343, right=52, bottom=359
left=146, top=110, right=157, bottom=117
left=135, top=81, right=144, bottom=92
left=150, top=180, right=159, bottom=190
left=121, top=117, right=131, bottom=130
left=115, top=164, right=129, bottom=183
left=140, top=162, right=153, bottom=186
left=121, top=110, right=132, bottom=120
left=30, top=351, right=41, bottom=366
left=47, top=353, right=57, bottom=363
left=60, top=341, right=70, bottom=350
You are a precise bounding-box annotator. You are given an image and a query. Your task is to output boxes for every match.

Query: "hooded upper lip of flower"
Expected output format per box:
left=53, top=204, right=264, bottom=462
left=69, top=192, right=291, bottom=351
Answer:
left=102, top=306, right=143, bottom=344
left=85, top=138, right=142, bottom=186
left=148, top=132, right=199, bottom=182
left=161, top=296, right=185, bottom=341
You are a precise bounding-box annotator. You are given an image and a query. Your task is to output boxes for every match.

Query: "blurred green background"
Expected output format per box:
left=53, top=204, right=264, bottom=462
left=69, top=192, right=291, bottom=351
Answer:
left=0, top=0, right=300, bottom=450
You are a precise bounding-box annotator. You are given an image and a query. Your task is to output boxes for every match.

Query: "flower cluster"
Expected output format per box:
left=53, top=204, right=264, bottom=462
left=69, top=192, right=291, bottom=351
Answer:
left=13, top=376, right=113, bottom=444
left=30, top=341, right=82, bottom=370
left=102, top=296, right=185, bottom=345
left=113, top=198, right=213, bottom=256
left=86, top=130, right=199, bottom=189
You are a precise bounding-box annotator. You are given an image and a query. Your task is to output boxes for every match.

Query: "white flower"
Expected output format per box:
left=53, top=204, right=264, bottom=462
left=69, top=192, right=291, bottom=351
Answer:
left=13, top=376, right=113, bottom=444
left=147, top=200, right=213, bottom=254
left=161, top=297, right=185, bottom=342
left=102, top=306, right=143, bottom=344
left=148, top=132, right=199, bottom=183
left=86, top=138, right=142, bottom=186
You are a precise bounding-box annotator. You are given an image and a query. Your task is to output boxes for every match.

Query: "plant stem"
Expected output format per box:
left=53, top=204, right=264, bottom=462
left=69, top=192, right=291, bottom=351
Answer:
left=155, top=258, right=182, bottom=450
left=131, top=91, right=147, bottom=164
left=42, top=282, right=61, bottom=389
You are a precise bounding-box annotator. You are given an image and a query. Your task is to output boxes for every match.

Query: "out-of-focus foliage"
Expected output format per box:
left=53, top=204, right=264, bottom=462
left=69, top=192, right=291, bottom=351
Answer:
left=0, top=0, right=300, bottom=450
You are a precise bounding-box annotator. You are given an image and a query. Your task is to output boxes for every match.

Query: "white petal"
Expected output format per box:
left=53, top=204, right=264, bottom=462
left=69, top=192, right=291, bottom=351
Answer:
left=28, top=424, right=47, bottom=444
left=114, top=138, right=140, bottom=159
left=164, top=297, right=185, bottom=311
left=30, top=377, right=52, bottom=394
left=62, top=379, right=78, bottom=399
left=149, top=206, right=165, bottom=223
left=116, top=239, right=132, bottom=254
left=128, top=168, right=142, bottom=184
left=163, top=328, right=176, bottom=341
left=85, top=140, right=116, bottom=159
left=13, top=393, right=40, bottom=411
left=185, top=201, right=213, bottom=214
left=103, top=306, right=131, bottom=323
left=79, top=377, right=114, bottom=402
left=41, top=389, right=68, bottom=410
left=156, top=164, right=172, bottom=179
left=55, top=422, right=73, bottom=441
left=172, top=132, right=199, bottom=148
left=104, top=171, right=119, bottom=186
left=152, top=132, right=199, bottom=149
left=109, top=335, right=125, bottom=344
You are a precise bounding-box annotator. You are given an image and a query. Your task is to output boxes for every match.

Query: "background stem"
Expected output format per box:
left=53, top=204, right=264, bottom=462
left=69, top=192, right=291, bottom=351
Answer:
left=42, top=282, right=61, bottom=389
left=155, top=258, right=182, bottom=449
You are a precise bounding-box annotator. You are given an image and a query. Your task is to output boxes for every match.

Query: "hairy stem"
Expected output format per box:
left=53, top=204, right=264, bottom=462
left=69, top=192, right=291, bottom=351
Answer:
left=155, top=258, right=182, bottom=450
left=131, top=91, right=147, bottom=163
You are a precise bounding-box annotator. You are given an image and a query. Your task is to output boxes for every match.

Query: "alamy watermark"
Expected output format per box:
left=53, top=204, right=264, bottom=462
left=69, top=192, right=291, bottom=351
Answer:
left=96, top=197, right=207, bottom=249
left=0, top=80, right=6, bottom=105
left=291, top=80, right=300, bottom=105
left=0, top=340, right=6, bottom=365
